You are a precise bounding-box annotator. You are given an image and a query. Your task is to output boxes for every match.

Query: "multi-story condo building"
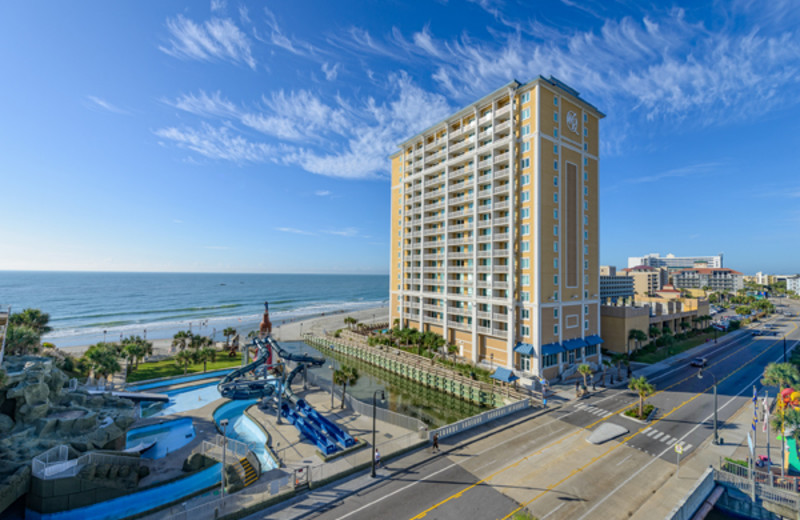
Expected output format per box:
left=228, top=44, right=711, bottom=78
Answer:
left=627, top=253, right=723, bottom=271
left=672, top=268, right=744, bottom=292
left=786, top=275, right=800, bottom=295
left=600, top=268, right=635, bottom=305
left=389, top=77, right=604, bottom=380
left=621, top=265, right=666, bottom=297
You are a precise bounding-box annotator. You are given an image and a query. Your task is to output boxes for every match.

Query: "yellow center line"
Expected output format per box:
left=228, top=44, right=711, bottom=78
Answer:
left=498, top=321, right=799, bottom=520
left=407, top=321, right=796, bottom=520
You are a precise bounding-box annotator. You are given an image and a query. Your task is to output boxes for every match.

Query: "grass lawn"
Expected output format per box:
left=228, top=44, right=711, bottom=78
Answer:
left=127, top=352, right=243, bottom=382
left=631, top=331, right=721, bottom=364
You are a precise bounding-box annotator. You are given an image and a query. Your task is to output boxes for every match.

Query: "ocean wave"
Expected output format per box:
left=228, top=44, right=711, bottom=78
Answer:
left=56, top=303, right=245, bottom=322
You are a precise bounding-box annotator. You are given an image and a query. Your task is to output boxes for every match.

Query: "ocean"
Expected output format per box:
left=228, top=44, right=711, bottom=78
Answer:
left=0, top=271, right=389, bottom=347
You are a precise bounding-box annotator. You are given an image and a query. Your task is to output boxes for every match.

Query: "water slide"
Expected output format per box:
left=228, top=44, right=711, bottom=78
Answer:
left=296, top=399, right=356, bottom=449
left=280, top=402, right=339, bottom=455
left=217, top=339, right=278, bottom=400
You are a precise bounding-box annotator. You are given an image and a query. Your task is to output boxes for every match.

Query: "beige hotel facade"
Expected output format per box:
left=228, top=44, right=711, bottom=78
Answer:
left=389, top=77, right=604, bottom=381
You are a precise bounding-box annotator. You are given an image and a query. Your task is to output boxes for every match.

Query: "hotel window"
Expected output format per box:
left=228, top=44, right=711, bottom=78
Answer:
left=522, top=241, right=530, bottom=252
left=522, top=274, right=530, bottom=285
left=521, top=174, right=530, bottom=186
left=521, top=291, right=530, bottom=301
left=554, top=176, right=559, bottom=186
left=554, top=291, right=559, bottom=300
left=584, top=200, right=588, bottom=210
left=554, top=112, right=558, bottom=121
left=584, top=127, right=588, bottom=137
left=584, top=157, right=588, bottom=166
left=521, top=92, right=530, bottom=103
left=521, top=308, right=530, bottom=319
left=554, top=258, right=559, bottom=269
left=554, top=193, right=558, bottom=203
left=521, top=258, right=530, bottom=269
left=583, top=113, right=587, bottom=122
left=544, top=353, right=558, bottom=367
left=554, top=308, right=559, bottom=317
left=584, top=215, right=588, bottom=225
left=554, top=275, right=558, bottom=285
left=584, top=143, right=588, bottom=151
left=522, top=224, right=530, bottom=235
left=554, top=209, right=559, bottom=219
left=584, top=245, right=588, bottom=255
left=522, top=158, right=531, bottom=169
left=554, top=97, right=558, bottom=105
left=584, top=260, right=589, bottom=269
left=521, top=325, right=530, bottom=336
left=521, top=125, right=530, bottom=136
left=586, top=344, right=597, bottom=356
left=554, top=241, right=558, bottom=252
left=522, top=108, right=530, bottom=120
left=554, top=325, right=559, bottom=334
left=585, top=320, right=589, bottom=330
left=584, top=186, right=589, bottom=196
left=584, top=230, right=588, bottom=240
left=522, top=141, right=530, bottom=153
left=585, top=305, right=589, bottom=314
left=521, top=208, right=530, bottom=219
left=521, top=191, right=530, bottom=202
left=554, top=145, right=558, bottom=154
left=554, top=160, right=559, bottom=170
left=584, top=274, right=589, bottom=284
left=554, top=225, right=558, bottom=236
left=554, top=128, right=558, bottom=138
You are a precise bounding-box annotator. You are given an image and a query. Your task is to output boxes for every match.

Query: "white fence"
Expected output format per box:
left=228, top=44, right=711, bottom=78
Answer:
left=32, top=445, right=140, bottom=480
left=716, top=462, right=800, bottom=512
left=432, top=398, right=531, bottom=441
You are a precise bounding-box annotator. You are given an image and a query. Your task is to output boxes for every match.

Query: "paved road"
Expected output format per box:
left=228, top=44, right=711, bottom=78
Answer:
left=249, top=301, right=800, bottom=520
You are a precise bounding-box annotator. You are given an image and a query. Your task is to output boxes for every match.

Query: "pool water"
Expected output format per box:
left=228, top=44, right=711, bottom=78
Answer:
left=213, top=399, right=278, bottom=471
left=126, top=417, right=196, bottom=459
left=140, top=381, right=223, bottom=417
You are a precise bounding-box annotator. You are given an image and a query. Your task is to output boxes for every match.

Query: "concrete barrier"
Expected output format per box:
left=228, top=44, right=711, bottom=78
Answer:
left=432, top=399, right=531, bottom=441
left=665, top=467, right=715, bottom=520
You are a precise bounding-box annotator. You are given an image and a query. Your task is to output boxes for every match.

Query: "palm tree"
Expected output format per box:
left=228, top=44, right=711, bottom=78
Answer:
left=83, top=343, right=121, bottom=381
left=189, top=334, right=212, bottom=351
left=5, top=324, right=41, bottom=355
left=333, top=366, right=359, bottom=408
left=344, top=316, right=356, bottom=330
left=627, top=329, right=646, bottom=356
left=628, top=376, right=655, bottom=418
left=601, top=358, right=613, bottom=386
left=661, top=325, right=671, bottom=336
left=223, top=327, right=236, bottom=346
left=762, top=363, right=800, bottom=390
left=197, top=346, right=216, bottom=372
left=172, top=330, right=192, bottom=351
left=175, top=350, right=194, bottom=375
left=578, top=364, right=592, bottom=388
left=9, top=308, right=52, bottom=334
left=648, top=325, right=661, bottom=339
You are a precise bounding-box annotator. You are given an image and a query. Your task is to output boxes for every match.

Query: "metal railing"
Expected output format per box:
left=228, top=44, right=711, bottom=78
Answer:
left=32, top=446, right=140, bottom=480
left=432, top=399, right=531, bottom=441
left=716, top=459, right=800, bottom=511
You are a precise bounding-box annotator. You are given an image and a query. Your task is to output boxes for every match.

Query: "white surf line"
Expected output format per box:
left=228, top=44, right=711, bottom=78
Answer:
left=615, top=454, right=633, bottom=467
left=575, top=362, right=773, bottom=520
left=541, top=503, right=565, bottom=519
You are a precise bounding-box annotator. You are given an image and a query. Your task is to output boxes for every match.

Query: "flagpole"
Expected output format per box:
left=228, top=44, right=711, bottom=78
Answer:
left=753, top=386, right=758, bottom=464
left=765, top=391, right=771, bottom=470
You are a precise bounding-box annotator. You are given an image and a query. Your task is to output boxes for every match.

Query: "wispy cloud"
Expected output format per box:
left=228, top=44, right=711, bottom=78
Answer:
left=154, top=123, right=279, bottom=163
left=276, top=227, right=315, bottom=235
left=314, top=190, right=331, bottom=196
left=258, top=7, right=316, bottom=56
left=86, top=95, right=129, bottom=115
left=321, top=62, right=340, bottom=81
left=324, top=227, right=360, bottom=237
left=160, top=15, right=256, bottom=69
left=626, top=162, right=723, bottom=184
left=172, top=219, right=184, bottom=224
left=210, top=0, right=226, bottom=13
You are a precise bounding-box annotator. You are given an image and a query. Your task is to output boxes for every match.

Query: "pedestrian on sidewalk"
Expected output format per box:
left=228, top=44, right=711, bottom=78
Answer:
left=374, top=448, right=381, bottom=469
left=432, top=433, right=440, bottom=453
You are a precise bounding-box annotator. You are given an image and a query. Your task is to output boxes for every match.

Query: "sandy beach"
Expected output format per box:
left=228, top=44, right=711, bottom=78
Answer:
left=58, top=304, right=390, bottom=358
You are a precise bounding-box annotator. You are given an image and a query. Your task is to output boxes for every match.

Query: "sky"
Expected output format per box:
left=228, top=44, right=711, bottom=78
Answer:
left=1, top=1, right=799, bottom=275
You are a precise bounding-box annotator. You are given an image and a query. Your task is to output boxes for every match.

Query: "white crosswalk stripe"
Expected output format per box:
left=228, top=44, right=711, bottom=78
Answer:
left=602, top=411, right=612, bottom=417
left=684, top=444, right=693, bottom=451
left=652, top=432, right=664, bottom=440
left=643, top=427, right=652, bottom=434
left=646, top=429, right=657, bottom=437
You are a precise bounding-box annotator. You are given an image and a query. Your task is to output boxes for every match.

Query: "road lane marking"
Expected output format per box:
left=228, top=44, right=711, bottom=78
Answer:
left=496, top=321, right=799, bottom=520
left=615, top=454, right=633, bottom=466
left=646, top=429, right=657, bottom=437
left=406, top=324, right=796, bottom=520
left=541, top=503, right=565, bottom=519
left=652, top=432, right=664, bottom=440
left=574, top=363, right=776, bottom=520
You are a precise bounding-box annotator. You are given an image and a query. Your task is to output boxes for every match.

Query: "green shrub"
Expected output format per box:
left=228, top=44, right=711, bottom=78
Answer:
left=624, top=404, right=654, bottom=420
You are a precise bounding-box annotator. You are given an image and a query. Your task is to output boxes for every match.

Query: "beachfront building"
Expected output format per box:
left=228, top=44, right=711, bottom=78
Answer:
left=787, top=275, right=800, bottom=295
left=627, top=253, right=723, bottom=271
left=672, top=268, right=744, bottom=293
left=389, top=76, right=604, bottom=380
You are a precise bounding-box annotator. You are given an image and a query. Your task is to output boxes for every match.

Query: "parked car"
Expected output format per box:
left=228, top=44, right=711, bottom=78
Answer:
left=690, top=357, right=708, bottom=368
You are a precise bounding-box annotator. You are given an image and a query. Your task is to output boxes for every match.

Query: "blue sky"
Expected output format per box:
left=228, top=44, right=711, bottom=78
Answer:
left=1, top=1, right=799, bottom=275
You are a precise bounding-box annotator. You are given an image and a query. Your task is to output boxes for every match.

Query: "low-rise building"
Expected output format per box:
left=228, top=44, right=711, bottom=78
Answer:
left=672, top=268, right=744, bottom=292
left=787, top=275, right=800, bottom=295
left=621, top=265, right=667, bottom=297
left=600, top=267, right=634, bottom=305
left=627, top=253, right=723, bottom=270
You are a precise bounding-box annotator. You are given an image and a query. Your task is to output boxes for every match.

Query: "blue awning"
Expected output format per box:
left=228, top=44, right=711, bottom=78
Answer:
left=514, top=342, right=535, bottom=356
left=584, top=334, right=604, bottom=346
left=563, top=338, right=588, bottom=351
left=541, top=342, right=564, bottom=355
left=490, top=367, right=519, bottom=383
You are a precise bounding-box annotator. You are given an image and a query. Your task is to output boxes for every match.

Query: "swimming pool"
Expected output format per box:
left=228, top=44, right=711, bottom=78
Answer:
left=213, top=399, right=277, bottom=471
left=125, top=417, right=196, bottom=459
left=129, top=368, right=235, bottom=391
left=140, top=381, right=223, bottom=417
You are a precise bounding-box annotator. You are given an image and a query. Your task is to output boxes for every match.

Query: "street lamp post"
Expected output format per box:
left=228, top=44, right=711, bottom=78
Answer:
left=329, top=364, right=335, bottom=409
left=698, top=368, right=719, bottom=445
left=220, top=418, right=229, bottom=498
left=371, top=390, right=385, bottom=478
left=103, top=330, right=107, bottom=343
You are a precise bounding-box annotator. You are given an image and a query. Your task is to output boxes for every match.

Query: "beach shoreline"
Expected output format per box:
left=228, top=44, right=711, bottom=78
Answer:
left=58, top=304, right=389, bottom=357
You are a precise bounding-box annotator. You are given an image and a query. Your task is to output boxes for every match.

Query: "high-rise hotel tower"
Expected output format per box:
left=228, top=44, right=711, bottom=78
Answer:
left=389, top=77, right=604, bottom=380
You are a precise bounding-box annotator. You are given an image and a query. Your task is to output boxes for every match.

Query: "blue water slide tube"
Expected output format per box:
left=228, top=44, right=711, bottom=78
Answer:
left=218, top=340, right=277, bottom=399
left=296, top=399, right=356, bottom=448
left=262, top=336, right=325, bottom=367
left=280, top=402, right=338, bottom=456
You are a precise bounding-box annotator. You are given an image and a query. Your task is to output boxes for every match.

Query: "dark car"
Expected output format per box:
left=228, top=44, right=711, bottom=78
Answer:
left=690, top=357, right=708, bottom=368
